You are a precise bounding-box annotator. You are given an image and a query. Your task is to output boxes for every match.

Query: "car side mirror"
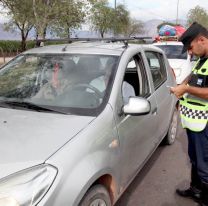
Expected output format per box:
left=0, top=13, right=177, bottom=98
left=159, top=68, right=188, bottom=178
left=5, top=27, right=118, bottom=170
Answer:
left=123, top=97, right=150, bottom=115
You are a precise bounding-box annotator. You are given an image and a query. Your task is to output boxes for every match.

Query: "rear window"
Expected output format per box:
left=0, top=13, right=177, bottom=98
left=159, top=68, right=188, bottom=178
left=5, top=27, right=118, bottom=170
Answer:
left=155, top=45, right=187, bottom=59
left=145, top=51, right=167, bottom=90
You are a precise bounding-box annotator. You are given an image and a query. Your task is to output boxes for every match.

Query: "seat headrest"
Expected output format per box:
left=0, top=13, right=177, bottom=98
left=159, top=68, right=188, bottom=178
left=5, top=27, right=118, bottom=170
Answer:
left=77, top=56, right=101, bottom=73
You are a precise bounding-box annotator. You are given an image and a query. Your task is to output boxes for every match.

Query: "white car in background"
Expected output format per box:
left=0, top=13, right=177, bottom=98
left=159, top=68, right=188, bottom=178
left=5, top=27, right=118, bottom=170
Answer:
left=153, top=41, right=196, bottom=84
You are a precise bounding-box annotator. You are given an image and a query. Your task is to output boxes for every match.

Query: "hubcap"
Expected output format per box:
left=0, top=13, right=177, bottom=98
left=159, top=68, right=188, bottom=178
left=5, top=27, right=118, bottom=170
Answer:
left=90, top=199, right=107, bottom=206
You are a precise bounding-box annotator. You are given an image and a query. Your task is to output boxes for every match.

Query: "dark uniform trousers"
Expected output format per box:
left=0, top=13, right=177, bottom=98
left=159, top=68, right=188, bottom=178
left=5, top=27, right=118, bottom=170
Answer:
left=187, top=124, right=208, bottom=186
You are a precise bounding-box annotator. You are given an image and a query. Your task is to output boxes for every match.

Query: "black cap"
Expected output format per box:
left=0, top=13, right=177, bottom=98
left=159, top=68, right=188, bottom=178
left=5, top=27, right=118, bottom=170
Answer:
left=179, top=22, right=208, bottom=53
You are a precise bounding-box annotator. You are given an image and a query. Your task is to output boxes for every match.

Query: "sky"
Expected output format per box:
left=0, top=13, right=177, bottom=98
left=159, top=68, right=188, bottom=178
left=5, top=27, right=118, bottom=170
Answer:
left=108, top=0, right=208, bottom=22
left=0, top=0, right=208, bottom=24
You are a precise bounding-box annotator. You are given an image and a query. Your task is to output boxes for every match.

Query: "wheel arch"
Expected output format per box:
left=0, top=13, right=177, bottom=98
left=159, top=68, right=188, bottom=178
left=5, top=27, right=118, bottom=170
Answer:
left=77, top=172, right=118, bottom=206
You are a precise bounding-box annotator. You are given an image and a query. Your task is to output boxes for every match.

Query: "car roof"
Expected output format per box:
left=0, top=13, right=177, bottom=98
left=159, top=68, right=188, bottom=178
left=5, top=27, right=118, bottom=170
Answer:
left=24, top=41, right=127, bottom=56
left=24, top=41, right=162, bottom=56
left=153, top=41, right=183, bottom=46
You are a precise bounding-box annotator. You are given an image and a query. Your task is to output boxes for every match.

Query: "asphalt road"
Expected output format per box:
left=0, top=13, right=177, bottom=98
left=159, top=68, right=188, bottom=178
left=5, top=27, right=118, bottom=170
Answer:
left=115, top=122, right=199, bottom=206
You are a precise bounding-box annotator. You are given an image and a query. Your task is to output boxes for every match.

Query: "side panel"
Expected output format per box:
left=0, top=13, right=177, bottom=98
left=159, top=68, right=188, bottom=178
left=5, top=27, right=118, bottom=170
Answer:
left=108, top=49, right=159, bottom=190
left=114, top=94, right=158, bottom=188
left=40, top=104, right=121, bottom=206
left=142, top=50, right=177, bottom=141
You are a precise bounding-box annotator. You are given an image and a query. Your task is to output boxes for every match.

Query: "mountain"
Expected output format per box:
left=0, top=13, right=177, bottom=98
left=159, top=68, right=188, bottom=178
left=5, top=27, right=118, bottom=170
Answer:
left=0, top=23, right=21, bottom=40
left=0, top=19, right=187, bottom=40
left=143, top=19, right=187, bottom=38
left=0, top=24, right=100, bottom=40
left=143, top=19, right=164, bottom=37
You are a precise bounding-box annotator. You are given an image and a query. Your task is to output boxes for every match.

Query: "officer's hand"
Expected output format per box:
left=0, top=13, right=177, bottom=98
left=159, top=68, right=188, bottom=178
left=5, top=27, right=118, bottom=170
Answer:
left=170, top=84, right=188, bottom=99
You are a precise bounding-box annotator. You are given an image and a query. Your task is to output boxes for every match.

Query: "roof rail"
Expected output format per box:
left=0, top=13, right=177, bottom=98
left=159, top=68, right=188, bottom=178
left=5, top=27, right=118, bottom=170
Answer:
left=156, top=35, right=179, bottom=42
left=35, top=37, right=153, bottom=47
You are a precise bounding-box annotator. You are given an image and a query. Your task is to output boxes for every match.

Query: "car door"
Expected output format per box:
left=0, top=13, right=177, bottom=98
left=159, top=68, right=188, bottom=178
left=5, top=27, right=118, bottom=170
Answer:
left=144, top=51, right=173, bottom=141
left=114, top=53, right=159, bottom=187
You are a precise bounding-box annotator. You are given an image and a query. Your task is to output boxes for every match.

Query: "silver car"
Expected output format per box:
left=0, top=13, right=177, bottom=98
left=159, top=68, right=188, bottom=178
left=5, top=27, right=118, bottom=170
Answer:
left=0, top=40, right=177, bottom=206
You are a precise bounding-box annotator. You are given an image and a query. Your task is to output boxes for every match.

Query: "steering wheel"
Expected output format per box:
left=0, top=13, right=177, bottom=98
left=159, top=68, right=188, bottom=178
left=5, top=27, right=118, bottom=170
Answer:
left=70, top=83, right=103, bottom=99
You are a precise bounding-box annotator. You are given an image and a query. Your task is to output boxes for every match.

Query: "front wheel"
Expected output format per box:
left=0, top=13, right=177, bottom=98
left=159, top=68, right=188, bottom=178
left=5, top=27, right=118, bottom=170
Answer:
left=79, top=185, right=111, bottom=206
left=164, top=107, right=178, bottom=145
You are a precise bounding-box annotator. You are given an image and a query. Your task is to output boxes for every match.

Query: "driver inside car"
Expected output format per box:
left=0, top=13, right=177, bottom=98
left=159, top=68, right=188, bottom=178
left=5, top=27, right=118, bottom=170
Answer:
left=33, top=60, right=76, bottom=101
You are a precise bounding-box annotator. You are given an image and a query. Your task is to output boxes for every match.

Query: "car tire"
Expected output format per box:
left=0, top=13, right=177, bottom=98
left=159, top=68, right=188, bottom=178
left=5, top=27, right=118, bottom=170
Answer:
left=164, top=107, right=178, bottom=145
left=79, top=184, right=111, bottom=206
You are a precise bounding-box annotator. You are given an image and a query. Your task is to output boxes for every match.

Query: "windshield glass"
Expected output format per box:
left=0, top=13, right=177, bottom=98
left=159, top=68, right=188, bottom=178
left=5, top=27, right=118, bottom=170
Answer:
left=156, top=45, right=187, bottom=59
left=0, top=54, right=118, bottom=115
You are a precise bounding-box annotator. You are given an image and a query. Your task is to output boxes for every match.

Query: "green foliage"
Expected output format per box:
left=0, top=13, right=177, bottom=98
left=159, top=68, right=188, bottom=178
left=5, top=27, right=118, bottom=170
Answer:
left=122, top=18, right=144, bottom=37
left=0, top=40, right=70, bottom=55
left=0, top=0, right=91, bottom=45
left=90, top=1, right=131, bottom=38
left=187, top=6, right=208, bottom=28
left=0, top=40, right=21, bottom=53
left=32, top=0, right=63, bottom=39
left=0, top=0, right=34, bottom=51
left=0, top=40, right=36, bottom=54
left=0, top=0, right=136, bottom=42
left=49, top=0, right=86, bottom=38
left=113, top=4, right=130, bottom=35
left=90, top=0, right=115, bottom=38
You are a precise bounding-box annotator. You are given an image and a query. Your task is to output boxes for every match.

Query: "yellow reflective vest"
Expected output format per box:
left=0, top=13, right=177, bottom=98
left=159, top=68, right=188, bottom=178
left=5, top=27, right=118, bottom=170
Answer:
left=179, top=59, right=208, bottom=132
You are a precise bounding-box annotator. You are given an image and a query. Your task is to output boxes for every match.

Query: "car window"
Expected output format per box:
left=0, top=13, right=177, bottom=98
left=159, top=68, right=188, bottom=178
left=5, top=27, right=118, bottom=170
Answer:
left=145, top=51, right=167, bottom=90
left=155, top=45, right=187, bottom=59
left=0, top=54, right=119, bottom=116
left=123, top=54, right=150, bottom=103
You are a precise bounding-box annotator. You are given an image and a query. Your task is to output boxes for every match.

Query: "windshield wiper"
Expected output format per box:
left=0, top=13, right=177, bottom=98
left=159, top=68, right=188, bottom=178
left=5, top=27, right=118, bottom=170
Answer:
left=0, top=100, right=67, bottom=114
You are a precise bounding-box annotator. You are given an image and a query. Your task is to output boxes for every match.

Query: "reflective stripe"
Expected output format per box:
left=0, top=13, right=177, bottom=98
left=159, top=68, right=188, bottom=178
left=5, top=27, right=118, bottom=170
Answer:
left=192, top=59, right=200, bottom=71
left=179, top=99, right=208, bottom=131
left=179, top=59, right=208, bottom=131
left=193, top=59, right=208, bottom=75
left=186, top=94, right=208, bottom=105
left=181, top=117, right=207, bottom=132
left=180, top=105, right=208, bottom=120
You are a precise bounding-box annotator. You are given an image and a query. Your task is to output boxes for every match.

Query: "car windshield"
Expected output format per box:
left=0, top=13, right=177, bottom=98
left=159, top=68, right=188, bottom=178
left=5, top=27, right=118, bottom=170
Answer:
left=156, top=45, right=187, bottom=59
left=0, top=54, right=118, bottom=116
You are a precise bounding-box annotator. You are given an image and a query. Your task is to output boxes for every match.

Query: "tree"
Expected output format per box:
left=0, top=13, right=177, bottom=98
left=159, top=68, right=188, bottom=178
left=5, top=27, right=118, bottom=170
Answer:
left=122, top=18, right=144, bottom=37
left=112, top=4, right=130, bottom=36
left=90, top=1, right=131, bottom=38
left=32, top=0, right=60, bottom=41
left=90, top=0, right=115, bottom=38
left=49, top=0, right=86, bottom=38
left=0, top=0, right=34, bottom=51
left=187, top=6, right=208, bottom=28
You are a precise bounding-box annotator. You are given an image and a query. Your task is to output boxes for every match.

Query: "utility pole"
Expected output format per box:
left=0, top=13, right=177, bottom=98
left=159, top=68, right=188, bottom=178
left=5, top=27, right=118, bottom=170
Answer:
left=115, top=0, right=117, bottom=9
left=176, top=0, right=179, bottom=25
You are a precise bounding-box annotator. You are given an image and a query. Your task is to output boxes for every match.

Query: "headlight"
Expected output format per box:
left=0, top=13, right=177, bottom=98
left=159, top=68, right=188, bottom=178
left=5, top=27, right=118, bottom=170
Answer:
left=0, top=164, right=57, bottom=206
left=173, top=68, right=182, bottom=77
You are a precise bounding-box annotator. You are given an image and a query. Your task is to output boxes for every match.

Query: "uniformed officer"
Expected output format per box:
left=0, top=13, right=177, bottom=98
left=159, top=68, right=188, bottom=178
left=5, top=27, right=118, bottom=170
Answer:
left=171, top=22, right=208, bottom=206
